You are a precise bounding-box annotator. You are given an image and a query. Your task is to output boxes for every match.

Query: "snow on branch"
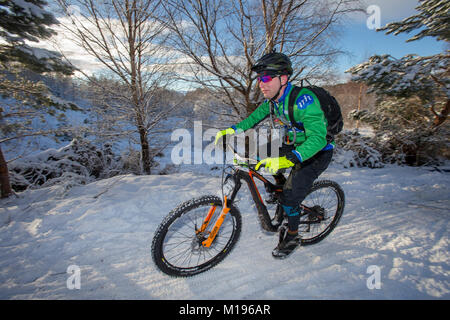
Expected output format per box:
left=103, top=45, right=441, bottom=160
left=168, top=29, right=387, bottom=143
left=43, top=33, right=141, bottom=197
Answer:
left=346, top=53, right=450, bottom=100
left=378, top=0, right=450, bottom=43
left=8, top=138, right=121, bottom=193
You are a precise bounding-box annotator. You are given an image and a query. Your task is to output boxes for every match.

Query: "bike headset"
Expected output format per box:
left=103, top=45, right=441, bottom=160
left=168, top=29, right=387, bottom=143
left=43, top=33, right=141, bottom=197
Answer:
left=251, top=51, right=296, bottom=145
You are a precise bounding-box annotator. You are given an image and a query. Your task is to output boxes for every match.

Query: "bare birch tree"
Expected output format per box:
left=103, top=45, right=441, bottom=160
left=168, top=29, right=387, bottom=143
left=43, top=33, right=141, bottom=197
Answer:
left=162, top=0, right=362, bottom=122
left=56, top=0, right=176, bottom=174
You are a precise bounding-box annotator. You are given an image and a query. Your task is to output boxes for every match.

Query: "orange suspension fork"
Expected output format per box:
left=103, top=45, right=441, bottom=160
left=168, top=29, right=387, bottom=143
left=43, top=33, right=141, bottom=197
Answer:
left=202, top=196, right=230, bottom=248
left=198, top=205, right=217, bottom=233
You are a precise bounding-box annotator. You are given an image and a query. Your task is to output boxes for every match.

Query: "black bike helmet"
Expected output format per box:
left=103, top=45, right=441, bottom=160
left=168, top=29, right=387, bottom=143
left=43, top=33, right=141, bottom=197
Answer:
left=251, top=52, right=293, bottom=76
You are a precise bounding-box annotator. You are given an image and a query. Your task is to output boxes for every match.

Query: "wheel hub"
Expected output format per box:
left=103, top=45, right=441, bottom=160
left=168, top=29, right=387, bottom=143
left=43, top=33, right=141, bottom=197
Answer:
left=309, top=205, right=325, bottom=221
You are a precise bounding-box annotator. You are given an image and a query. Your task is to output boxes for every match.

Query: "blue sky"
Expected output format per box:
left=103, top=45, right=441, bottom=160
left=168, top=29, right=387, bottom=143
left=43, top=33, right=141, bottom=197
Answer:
left=42, top=0, right=446, bottom=84
left=337, top=0, right=445, bottom=77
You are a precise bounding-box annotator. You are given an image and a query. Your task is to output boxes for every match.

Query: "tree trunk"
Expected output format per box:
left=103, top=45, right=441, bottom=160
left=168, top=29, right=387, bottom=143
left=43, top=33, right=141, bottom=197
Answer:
left=126, top=1, right=151, bottom=175
left=0, top=145, right=12, bottom=198
left=357, top=83, right=363, bottom=130
left=138, top=123, right=151, bottom=175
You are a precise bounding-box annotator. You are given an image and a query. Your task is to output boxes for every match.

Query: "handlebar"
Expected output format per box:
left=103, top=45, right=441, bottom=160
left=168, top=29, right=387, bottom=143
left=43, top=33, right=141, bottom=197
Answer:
left=220, top=137, right=259, bottom=170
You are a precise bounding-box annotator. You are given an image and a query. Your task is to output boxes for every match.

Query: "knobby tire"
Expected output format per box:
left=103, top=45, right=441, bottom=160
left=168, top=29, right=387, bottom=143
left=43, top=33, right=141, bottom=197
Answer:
left=151, top=195, right=241, bottom=277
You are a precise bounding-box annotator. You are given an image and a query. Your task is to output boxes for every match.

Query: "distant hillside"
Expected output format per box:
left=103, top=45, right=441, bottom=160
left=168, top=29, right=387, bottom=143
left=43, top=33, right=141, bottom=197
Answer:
left=324, top=81, right=377, bottom=129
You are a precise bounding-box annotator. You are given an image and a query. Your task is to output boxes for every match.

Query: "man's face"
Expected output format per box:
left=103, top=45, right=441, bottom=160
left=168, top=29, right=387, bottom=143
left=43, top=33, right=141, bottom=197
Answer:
left=258, top=74, right=288, bottom=100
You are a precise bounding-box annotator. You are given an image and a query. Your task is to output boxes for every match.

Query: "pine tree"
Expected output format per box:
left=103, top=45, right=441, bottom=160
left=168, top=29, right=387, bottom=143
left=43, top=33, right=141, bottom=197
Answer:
left=378, top=0, right=450, bottom=43
left=347, top=0, right=449, bottom=115
left=346, top=0, right=449, bottom=165
left=0, top=0, right=76, bottom=198
left=0, top=0, right=73, bottom=74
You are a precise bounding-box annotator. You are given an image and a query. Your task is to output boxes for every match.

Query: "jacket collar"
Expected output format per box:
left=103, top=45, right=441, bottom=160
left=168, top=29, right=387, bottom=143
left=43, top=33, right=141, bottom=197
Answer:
left=277, top=82, right=292, bottom=103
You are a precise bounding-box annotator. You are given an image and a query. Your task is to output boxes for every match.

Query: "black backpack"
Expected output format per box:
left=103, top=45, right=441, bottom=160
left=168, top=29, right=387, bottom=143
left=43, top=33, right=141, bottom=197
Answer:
left=288, top=85, right=343, bottom=143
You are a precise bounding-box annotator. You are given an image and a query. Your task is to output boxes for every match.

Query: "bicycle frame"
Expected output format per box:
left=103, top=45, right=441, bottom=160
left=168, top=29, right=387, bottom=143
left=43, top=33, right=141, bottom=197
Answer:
left=198, top=143, right=323, bottom=248
left=199, top=165, right=281, bottom=247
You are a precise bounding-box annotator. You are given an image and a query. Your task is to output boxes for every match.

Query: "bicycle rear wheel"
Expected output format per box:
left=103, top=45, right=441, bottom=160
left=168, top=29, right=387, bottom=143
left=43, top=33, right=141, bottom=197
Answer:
left=299, top=180, right=345, bottom=245
left=151, top=195, right=241, bottom=277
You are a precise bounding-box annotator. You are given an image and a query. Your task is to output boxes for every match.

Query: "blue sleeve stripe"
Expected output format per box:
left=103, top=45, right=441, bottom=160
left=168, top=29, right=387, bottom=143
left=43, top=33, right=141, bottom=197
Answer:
left=231, top=125, right=237, bottom=131
left=292, top=150, right=303, bottom=163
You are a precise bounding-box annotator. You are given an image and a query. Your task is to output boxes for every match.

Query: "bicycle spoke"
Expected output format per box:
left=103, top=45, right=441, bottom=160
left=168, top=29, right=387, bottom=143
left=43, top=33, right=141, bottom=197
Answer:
left=299, top=182, right=341, bottom=242
left=161, top=203, right=237, bottom=270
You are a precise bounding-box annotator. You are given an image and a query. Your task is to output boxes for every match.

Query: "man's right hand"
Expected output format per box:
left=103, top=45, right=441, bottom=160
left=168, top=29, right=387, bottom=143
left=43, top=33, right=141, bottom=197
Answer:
left=214, top=128, right=235, bottom=145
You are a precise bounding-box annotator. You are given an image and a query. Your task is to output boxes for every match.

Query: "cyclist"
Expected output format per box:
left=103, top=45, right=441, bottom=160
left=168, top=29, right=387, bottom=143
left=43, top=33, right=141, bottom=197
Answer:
left=215, top=51, right=334, bottom=258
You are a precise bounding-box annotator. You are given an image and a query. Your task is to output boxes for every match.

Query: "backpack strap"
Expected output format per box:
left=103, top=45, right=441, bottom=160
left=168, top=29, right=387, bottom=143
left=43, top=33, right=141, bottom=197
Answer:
left=288, top=86, right=304, bottom=131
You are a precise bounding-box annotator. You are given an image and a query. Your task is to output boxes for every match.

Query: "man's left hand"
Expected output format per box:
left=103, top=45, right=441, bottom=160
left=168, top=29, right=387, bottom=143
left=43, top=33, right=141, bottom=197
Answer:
left=255, top=156, right=295, bottom=174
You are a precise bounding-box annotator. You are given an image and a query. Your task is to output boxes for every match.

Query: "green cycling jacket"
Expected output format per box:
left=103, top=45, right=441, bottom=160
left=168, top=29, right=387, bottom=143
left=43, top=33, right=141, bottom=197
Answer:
left=231, top=82, right=332, bottom=162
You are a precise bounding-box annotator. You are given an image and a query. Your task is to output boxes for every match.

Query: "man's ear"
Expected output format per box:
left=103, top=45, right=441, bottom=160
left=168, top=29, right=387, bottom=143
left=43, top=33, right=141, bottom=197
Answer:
left=280, top=75, right=289, bottom=86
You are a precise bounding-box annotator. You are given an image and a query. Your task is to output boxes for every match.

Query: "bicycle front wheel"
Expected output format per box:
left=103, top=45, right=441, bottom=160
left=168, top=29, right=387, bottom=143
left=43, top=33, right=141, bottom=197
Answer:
left=151, top=195, right=242, bottom=277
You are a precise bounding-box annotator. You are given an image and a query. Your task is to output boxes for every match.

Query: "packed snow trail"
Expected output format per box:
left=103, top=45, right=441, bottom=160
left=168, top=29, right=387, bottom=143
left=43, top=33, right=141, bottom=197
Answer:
left=0, top=165, right=449, bottom=299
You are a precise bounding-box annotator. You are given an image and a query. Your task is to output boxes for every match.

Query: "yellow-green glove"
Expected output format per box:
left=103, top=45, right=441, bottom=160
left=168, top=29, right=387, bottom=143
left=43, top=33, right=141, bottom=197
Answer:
left=214, top=127, right=235, bottom=145
left=255, top=156, right=295, bottom=174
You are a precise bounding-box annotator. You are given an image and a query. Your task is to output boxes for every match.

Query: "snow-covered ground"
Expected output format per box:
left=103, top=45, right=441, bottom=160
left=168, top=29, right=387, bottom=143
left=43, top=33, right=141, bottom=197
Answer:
left=0, top=163, right=449, bottom=299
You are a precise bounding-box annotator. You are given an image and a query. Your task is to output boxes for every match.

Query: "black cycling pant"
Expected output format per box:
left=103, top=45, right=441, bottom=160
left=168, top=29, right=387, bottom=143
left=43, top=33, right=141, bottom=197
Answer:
left=255, top=142, right=333, bottom=207
left=279, top=149, right=333, bottom=207
left=280, top=149, right=333, bottom=232
left=251, top=142, right=333, bottom=224
left=251, top=142, right=333, bottom=231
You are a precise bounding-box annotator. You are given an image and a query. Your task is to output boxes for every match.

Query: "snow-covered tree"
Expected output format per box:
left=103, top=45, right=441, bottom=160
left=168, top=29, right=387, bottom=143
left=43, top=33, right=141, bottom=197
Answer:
left=0, top=0, right=76, bottom=198
left=345, top=0, right=449, bottom=166
left=162, top=0, right=363, bottom=122
left=378, top=0, right=450, bottom=43
left=347, top=0, right=449, bottom=128
left=55, top=0, right=178, bottom=174
left=0, top=0, right=74, bottom=74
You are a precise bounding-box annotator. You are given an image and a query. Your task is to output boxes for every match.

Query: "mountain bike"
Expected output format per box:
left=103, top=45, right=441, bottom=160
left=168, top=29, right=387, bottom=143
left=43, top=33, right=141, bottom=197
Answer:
left=151, top=142, right=345, bottom=277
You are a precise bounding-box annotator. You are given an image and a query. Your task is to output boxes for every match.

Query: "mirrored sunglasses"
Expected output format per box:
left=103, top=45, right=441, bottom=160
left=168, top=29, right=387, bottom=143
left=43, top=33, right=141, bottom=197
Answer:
left=257, top=75, right=276, bottom=83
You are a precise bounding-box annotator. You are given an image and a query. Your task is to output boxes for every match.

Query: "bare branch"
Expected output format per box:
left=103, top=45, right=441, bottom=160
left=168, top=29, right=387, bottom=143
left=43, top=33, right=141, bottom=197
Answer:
left=54, top=0, right=175, bottom=174
left=163, top=0, right=361, bottom=119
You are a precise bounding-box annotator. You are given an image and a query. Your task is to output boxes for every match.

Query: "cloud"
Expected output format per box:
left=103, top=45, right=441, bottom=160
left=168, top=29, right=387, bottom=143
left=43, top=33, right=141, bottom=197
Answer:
left=28, top=20, right=106, bottom=77
left=346, top=0, right=420, bottom=24
left=29, top=15, right=177, bottom=78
